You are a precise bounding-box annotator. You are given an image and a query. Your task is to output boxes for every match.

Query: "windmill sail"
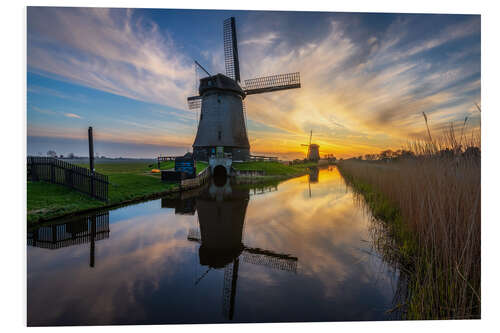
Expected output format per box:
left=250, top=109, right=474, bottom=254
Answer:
left=223, top=17, right=241, bottom=82
left=188, top=16, right=301, bottom=161
left=243, top=72, right=301, bottom=95
left=241, top=247, right=298, bottom=273
left=187, top=95, right=202, bottom=109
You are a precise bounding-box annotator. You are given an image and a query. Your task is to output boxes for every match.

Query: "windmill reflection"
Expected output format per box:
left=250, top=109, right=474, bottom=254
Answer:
left=27, top=211, right=110, bottom=267
left=163, top=179, right=298, bottom=320
left=308, top=166, right=319, bottom=198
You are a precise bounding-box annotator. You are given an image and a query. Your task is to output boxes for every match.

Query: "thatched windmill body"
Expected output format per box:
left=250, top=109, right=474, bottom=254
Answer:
left=187, top=17, right=301, bottom=162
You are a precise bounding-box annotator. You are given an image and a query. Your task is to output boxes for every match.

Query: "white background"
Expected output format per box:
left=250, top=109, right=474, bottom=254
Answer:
left=1, top=0, right=499, bottom=332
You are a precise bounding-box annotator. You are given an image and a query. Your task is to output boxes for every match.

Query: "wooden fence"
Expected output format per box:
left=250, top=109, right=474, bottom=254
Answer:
left=27, top=156, right=109, bottom=201
left=157, top=155, right=176, bottom=168
left=248, top=155, right=278, bottom=162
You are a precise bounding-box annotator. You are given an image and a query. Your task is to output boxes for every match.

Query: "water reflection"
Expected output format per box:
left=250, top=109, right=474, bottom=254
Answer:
left=28, top=212, right=109, bottom=267
left=167, top=181, right=299, bottom=320
left=27, top=166, right=399, bottom=326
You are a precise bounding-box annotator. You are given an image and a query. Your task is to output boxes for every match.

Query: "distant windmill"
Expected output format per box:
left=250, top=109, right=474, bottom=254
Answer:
left=187, top=17, right=301, bottom=162
left=301, top=130, right=320, bottom=161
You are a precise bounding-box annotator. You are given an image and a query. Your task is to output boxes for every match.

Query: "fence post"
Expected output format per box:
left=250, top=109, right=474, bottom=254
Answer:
left=50, top=159, right=55, bottom=183
left=90, top=215, right=96, bottom=267
left=32, top=157, right=38, bottom=181
left=65, top=169, right=73, bottom=188
left=27, top=157, right=32, bottom=181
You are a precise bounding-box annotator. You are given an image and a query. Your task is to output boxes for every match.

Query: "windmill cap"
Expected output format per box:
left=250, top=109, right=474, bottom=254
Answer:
left=199, top=73, right=245, bottom=97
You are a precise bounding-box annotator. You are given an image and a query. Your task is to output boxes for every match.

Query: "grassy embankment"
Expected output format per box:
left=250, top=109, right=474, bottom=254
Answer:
left=232, top=161, right=318, bottom=179
left=27, top=161, right=208, bottom=225
left=338, top=145, right=480, bottom=319
left=27, top=159, right=311, bottom=224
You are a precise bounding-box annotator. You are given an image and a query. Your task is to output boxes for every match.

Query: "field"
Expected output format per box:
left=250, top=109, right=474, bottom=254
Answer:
left=338, top=149, right=480, bottom=319
left=27, top=161, right=208, bottom=224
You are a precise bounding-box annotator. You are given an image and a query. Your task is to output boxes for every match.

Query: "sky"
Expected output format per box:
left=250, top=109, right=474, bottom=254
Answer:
left=27, top=7, right=481, bottom=159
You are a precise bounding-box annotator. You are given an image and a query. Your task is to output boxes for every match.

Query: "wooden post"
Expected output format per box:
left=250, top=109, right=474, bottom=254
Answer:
left=50, top=159, right=55, bottom=183
left=88, top=127, right=95, bottom=197
left=88, top=127, right=95, bottom=173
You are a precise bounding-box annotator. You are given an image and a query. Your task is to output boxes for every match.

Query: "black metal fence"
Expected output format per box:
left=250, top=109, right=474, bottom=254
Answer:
left=27, top=156, right=109, bottom=201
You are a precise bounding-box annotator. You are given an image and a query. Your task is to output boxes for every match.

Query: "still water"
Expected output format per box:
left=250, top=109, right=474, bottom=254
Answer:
left=27, top=166, right=400, bottom=326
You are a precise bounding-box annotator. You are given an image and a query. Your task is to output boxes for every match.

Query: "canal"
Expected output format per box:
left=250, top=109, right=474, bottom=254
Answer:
left=27, top=166, right=401, bottom=326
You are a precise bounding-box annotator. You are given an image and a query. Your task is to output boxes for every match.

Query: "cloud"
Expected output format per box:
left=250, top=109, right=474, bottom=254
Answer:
left=32, top=106, right=57, bottom=116
left=28, top=7, right=194, bottom=111
left=28, top=85, right=88, bottom=103
left=64, top=113, right=82, bottom=119
left=240, top=32, right=279, bottom=46
left=28, top=10, right=480, bottom=158
left=238, top=16, right=480, bottom=156
left=31, top=106, right=83, bottom=120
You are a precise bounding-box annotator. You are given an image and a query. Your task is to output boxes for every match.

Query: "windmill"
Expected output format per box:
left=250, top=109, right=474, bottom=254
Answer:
left=301, top=130, right=320, bottom=161
left=187, top=17, right=301, bottom=162
left=184, top=182, right=298, bottom=320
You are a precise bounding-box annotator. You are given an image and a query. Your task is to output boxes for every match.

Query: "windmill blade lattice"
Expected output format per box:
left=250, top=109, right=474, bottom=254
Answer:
left=187, top=96, right=202, bottom=110
left=244, top=72, right=301, bottom=95
left=223, top=17, right=241, bottom=82
left=241, top=247, right=298, bottom=273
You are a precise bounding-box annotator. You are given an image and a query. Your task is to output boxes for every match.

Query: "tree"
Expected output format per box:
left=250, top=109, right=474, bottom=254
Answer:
left=47, top=150, right=57, bottom=158
left=380, top=149, right=394, bottom=160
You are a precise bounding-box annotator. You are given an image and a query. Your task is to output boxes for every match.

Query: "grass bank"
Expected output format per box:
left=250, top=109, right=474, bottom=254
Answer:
left=232, top=161, right=318, bottom=178
left=27, top=160, right=307, bottom=224
left=27, top=161, right=208, bottom=225
left=338, top=156, right=480, bottom=319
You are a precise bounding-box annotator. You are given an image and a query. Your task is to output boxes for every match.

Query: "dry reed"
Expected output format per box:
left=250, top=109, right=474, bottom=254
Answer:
left=338, top=128, right=480, bottom=319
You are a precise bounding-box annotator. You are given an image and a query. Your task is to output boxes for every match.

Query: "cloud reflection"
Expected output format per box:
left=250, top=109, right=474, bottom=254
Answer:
left=28, top=168, right=400, bottom=325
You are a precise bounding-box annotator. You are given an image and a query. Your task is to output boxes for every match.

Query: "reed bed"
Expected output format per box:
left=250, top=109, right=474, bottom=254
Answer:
left=338, top=134, right=480, bottom=319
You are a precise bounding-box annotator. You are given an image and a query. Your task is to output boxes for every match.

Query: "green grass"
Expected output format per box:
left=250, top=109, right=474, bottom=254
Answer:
left=28, top=181, right=107, bottom=223
left=28, top=160, right=300, bottom=224
left=28, top=162, right=181, bottom=225
left=339, top=170, right=416, bottom=266
left=232, top=161, right=318, bottom=176
left=77, top=162, right=161, bottom=174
